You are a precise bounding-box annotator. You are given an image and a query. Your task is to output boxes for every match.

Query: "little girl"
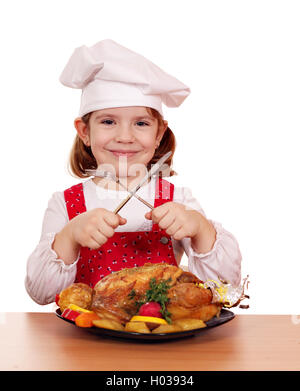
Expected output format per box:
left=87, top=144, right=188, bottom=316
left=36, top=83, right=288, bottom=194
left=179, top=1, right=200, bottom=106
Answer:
left=25, top=39, right=242, bottom=305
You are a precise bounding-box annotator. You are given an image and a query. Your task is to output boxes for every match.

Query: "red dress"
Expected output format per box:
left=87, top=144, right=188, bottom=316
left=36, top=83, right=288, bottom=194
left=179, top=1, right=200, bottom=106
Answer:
left=64, top=177, right=177, bottom=287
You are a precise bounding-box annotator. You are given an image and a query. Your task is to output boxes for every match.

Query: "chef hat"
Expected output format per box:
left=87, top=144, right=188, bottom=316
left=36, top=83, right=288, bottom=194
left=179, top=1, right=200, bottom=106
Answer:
left=59, top=39, right=190, bottom=117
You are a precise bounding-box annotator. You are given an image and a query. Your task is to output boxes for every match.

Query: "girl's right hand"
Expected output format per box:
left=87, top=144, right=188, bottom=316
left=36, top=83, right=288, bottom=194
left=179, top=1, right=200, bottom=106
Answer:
left=68, top=208, right=127, bottom=249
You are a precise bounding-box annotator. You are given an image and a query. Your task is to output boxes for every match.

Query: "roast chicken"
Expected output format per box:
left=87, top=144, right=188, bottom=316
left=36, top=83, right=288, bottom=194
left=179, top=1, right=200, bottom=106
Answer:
left=58, top=282, right=93, bottom=312
left=58, top=263, right=221, bottom=324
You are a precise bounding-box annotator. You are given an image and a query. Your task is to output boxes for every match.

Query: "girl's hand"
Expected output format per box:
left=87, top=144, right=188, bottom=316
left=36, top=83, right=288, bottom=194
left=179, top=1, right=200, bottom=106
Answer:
left=69, top=208, right=127, bottom=249
left=145, top=202, right=216, bottom=254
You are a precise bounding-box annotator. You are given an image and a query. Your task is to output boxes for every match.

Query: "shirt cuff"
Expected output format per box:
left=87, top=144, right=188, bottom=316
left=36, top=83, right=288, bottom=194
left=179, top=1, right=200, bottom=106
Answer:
left=46, top=232, right=80, bottom=270
left=188, top=220, right=221, bottom=259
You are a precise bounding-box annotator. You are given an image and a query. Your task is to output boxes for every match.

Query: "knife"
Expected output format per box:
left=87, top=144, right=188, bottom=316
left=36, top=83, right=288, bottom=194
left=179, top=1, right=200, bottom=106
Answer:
left=113, top=151, right=172, bottom=214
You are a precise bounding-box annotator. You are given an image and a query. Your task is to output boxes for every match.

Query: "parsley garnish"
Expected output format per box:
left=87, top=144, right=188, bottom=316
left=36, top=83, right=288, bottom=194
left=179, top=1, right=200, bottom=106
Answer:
left=128, top=277, right=173, bottom=323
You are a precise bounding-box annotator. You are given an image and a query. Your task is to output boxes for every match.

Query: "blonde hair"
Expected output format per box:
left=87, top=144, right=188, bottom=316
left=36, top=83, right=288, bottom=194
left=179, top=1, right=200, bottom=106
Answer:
left=68, top=107, right=176, bottom=178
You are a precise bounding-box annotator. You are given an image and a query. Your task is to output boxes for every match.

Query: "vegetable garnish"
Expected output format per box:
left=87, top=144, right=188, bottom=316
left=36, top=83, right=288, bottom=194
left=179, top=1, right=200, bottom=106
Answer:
left=128, top=277, right=172, bottom=323
left=139, top=302, right=162, bottom=318
left=61, top=308, right=81, bottom=322
left=130, top=316, right=167, bottom=325
left=75, top=312, right=100, bottom=328
left=55, top=294, right=60, bottom=306
left=68, top=304, right=94, bottom=314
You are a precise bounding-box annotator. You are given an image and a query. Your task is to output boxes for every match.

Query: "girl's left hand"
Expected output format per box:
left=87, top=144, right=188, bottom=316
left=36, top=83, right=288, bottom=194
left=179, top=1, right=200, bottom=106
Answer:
left=145, top=202, right=216, bottom=253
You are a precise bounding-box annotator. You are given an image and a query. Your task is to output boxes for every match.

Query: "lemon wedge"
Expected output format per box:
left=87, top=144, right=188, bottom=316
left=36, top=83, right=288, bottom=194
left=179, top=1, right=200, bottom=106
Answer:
left=68, top=304, right=93, bottom=313
left=130, top=315, right=167, bottom=324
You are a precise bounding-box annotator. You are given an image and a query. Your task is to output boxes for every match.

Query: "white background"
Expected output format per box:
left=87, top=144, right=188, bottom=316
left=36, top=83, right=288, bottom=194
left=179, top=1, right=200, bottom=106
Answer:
left=0, top=0, right=299, bottom=315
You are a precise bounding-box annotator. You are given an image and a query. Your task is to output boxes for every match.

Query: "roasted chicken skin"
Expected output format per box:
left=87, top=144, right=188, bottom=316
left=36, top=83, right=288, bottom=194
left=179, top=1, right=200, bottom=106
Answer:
left=91, top=263, right=221, bottom=323
left=167, top=283, right=221, bottom=321
left=91, top=263, right=182, bottom=322
left=58, top=282, right=93, bottom=312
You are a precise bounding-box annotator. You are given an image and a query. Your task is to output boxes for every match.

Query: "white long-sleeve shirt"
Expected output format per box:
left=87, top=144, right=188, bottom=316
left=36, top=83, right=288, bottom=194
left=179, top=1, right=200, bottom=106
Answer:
left=25, top=177, right=242, bottom=305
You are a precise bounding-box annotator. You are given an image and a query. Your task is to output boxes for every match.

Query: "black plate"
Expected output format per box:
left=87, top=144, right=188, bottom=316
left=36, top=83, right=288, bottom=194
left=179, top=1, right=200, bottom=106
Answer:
left=55, top=308, right=235, bottom=341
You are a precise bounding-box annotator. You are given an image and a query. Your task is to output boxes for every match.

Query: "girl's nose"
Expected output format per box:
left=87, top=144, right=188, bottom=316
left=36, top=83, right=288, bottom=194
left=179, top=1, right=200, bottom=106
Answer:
left=115, top=124, right=135, bottom=143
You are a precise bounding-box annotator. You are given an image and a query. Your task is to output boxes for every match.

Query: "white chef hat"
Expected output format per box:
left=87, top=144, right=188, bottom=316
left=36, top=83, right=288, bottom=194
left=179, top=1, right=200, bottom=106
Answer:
left=59, top=39, right=190, bottom=118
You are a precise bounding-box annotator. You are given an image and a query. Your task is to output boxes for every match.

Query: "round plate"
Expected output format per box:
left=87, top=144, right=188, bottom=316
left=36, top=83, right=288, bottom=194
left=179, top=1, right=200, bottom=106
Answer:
left=55, top=308, right=235, bottom=341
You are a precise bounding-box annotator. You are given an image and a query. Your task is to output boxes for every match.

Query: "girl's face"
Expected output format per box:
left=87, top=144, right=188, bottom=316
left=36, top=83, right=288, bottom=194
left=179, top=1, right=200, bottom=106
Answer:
left=76, top=106, right=167, bottom=178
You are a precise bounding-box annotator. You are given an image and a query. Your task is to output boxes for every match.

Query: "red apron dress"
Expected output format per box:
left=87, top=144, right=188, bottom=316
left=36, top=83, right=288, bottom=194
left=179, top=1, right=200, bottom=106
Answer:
left=64, top=177, right=177, bottom=287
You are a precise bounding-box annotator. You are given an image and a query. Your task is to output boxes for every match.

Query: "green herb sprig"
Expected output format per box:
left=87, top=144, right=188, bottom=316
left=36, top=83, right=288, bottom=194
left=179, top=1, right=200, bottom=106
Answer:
left=128, top=277, right=172, bottom=323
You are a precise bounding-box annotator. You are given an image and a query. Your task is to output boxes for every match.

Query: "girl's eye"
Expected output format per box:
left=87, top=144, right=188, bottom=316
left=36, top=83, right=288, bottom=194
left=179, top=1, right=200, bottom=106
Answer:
left=101, top=119, right=115, bottom=125
left=100, top=119, right=149, bottom=126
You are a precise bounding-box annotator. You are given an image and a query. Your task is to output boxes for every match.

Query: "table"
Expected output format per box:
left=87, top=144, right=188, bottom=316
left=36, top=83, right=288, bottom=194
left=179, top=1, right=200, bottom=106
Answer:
left=0, top=313, right=299, bottom=371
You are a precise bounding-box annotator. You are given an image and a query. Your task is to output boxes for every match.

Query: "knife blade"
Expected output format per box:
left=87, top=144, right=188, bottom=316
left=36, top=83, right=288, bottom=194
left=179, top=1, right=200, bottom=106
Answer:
left=113, top=151, right=172, bottom=214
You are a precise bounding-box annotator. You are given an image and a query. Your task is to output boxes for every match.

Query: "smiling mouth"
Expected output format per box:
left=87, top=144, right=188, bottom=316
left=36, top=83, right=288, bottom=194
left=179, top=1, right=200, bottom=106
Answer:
left=108, top=150, right=140, bottom=157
